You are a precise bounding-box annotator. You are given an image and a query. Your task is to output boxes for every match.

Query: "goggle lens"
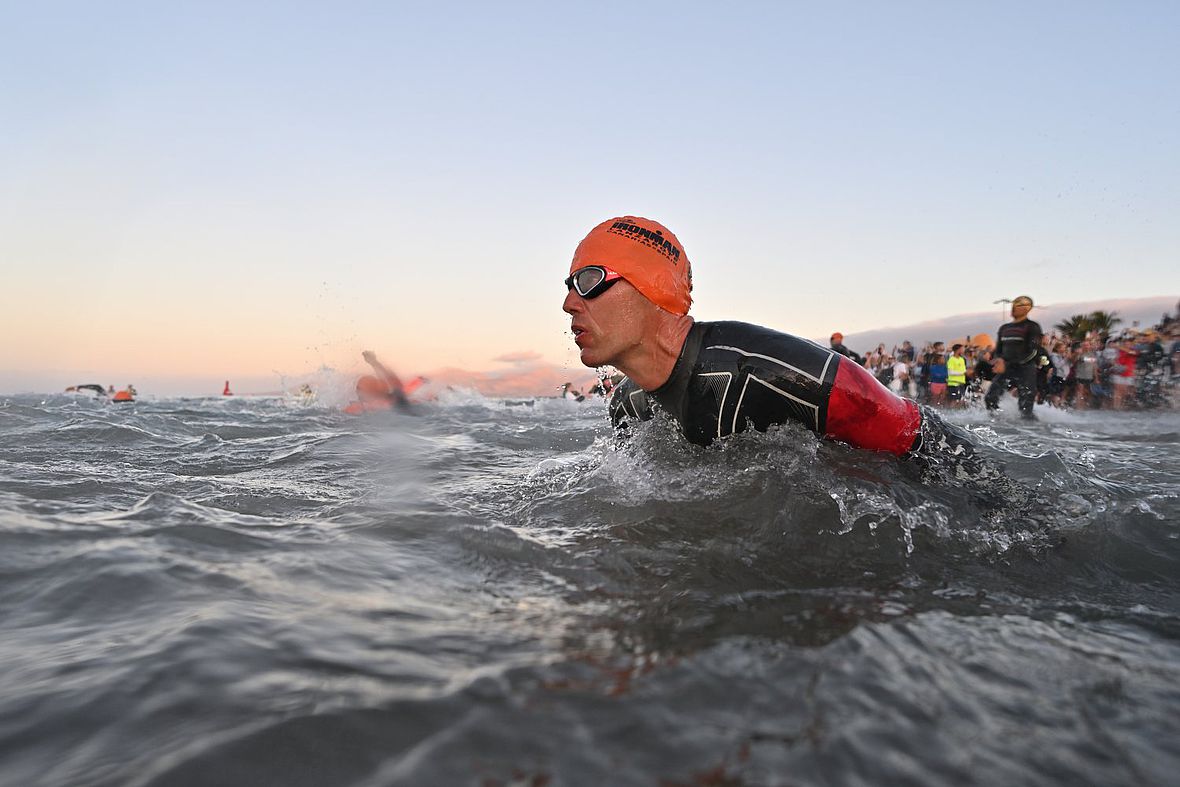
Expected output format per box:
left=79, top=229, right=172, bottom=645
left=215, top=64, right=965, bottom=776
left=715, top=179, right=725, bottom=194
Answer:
left=573, top=267, right=605, bottom=292
left=564, top=266, right=622, bottom=299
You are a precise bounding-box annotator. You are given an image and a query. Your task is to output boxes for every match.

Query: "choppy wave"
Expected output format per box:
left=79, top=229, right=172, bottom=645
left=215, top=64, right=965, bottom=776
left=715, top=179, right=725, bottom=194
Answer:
left=1, top=393, right=1178, bottom=786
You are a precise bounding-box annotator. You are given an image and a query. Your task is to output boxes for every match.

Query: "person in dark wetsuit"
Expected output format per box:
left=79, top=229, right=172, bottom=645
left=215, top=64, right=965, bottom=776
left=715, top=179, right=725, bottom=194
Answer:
left=983, top=295, right=1042, bottom=419
left=562, top=215, right=974, bottom=460
left=829, top=333, right=863, bottom=365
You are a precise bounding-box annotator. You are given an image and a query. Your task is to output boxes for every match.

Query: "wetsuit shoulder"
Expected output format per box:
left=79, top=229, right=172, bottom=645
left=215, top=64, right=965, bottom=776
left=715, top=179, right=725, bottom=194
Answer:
left=685, top=321, right=842, bottom=443
left=697, top=321, right=840, bottom=372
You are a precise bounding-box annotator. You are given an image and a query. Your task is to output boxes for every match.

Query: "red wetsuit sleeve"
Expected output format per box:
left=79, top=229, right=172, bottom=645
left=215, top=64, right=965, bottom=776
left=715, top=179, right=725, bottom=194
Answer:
left=825, top=357, right=922, bottom=455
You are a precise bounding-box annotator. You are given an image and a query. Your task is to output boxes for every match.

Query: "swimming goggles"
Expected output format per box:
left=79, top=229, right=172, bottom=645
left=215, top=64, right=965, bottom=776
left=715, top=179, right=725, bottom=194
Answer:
left=565, top=265, right=623, bottom=299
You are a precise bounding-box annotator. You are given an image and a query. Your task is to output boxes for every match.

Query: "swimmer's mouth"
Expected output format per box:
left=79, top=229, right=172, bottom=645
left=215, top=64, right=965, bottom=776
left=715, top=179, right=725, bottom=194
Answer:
left=571, top=325, right=588, bottom=345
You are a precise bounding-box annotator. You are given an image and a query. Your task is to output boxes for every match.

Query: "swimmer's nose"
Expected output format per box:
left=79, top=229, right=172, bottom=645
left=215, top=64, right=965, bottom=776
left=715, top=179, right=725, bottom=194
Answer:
left=562, top=287, right=583, bottom=315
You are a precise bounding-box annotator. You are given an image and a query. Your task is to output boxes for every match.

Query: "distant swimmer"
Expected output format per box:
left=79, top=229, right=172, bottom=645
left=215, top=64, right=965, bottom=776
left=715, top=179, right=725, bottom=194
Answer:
left=562, top=216, right=974, bottom=460
left=344, top=351, right=412, bottom=415
left=66, top=384, right=108, bottom=398
left=223, top=380, right=233, bottom=396
left=113, top=385, right=137, bottom=403
left=560, top=382, right=586, bottom=402
left=286, top=382, right=318, bottom=407
left=587, top=373, right=620, bottom=398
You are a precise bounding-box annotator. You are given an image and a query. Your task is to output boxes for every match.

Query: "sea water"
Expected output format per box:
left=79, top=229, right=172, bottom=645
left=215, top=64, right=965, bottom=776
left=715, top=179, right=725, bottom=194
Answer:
left=1, top=392, right=1178, bottom=786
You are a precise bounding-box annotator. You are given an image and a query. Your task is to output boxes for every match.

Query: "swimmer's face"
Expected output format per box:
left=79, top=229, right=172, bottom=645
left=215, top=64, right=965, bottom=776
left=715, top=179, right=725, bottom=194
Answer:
left=563, top=278, right=652, bottom=369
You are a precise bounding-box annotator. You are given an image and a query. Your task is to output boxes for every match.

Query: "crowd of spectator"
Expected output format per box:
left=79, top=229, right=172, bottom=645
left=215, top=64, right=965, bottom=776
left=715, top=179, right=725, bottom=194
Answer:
left=830, top=301, right=1180, bottom=412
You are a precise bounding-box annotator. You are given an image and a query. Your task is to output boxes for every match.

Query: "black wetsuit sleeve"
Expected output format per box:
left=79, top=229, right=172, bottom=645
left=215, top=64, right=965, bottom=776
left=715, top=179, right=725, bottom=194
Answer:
left=1028, top=322, right=1043, bottom=362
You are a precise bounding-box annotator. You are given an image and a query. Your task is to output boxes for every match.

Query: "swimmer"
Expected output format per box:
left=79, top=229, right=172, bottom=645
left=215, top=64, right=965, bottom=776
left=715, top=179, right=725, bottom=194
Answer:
left=562, top=216, right=974, bottom=461
left=67, top=384, right=107, bottom=397
left=560, top=382, right=586, bottom=402
left=984, top=295, right=1042, bottom=419
left=587, top=374, right=617, bottom=398
left=344, top=351, right=411, bottom=415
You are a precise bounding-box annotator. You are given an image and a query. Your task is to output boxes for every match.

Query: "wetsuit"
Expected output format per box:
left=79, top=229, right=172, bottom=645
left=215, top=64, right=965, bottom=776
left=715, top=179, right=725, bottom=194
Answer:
left=974, top=357, right=995, bottom=382
left=830, top=342, right=863, bottom=365
left=609, top=321, right=971, bottom=459
left=984, top=318, right=1042, bottom=418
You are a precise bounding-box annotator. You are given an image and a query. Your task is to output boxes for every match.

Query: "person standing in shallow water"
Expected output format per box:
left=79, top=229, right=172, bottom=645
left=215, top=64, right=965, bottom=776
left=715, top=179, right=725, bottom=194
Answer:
left=984, top=295, right=1042, bottom=419
left=561, top=215, right=974, bottom=459
left=946, top=344, right=968, bottom=407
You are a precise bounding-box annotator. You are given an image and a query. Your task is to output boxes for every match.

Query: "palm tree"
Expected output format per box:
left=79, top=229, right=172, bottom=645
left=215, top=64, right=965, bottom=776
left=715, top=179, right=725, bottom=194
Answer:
left=1055, top=314, right=1092, bottom=340
left=1087, top=310, right=1122, bottom=338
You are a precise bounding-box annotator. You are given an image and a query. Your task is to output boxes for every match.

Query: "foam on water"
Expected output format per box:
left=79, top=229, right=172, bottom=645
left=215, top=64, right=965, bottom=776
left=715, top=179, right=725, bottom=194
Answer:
left=1, top=393, right=1178, bottom=786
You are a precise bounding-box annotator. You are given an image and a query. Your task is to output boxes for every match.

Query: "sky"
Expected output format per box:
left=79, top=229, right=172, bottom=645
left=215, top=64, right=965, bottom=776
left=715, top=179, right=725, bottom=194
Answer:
left=2, top=1, right=1178, bottom=394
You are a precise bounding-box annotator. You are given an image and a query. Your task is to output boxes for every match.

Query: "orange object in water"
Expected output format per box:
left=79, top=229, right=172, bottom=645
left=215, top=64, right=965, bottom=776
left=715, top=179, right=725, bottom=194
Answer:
left=570, top=216, right=692, bottom=315
left=356, top=375, right=387, bottom=397
left=345, top=375, right=398, bottom=415
left=113, top=390, right=134, bottom=402
left=223, top=380, right=233, bottom=396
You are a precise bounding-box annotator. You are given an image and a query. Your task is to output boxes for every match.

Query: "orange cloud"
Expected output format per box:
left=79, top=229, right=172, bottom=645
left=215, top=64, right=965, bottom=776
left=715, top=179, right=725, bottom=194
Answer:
left=424, top=361, right=601, bottom=397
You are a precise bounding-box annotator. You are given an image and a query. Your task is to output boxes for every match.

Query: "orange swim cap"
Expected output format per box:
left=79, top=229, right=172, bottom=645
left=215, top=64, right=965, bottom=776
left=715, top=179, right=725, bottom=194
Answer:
left=356, top=375, right=386, bottom=397
left=570, top=216, right=692, bottom=315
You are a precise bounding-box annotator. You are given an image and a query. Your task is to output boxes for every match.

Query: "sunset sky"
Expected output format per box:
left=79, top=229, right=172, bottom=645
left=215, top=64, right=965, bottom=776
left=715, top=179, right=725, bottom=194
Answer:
left=2, top=2, right=1178, bottom=394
